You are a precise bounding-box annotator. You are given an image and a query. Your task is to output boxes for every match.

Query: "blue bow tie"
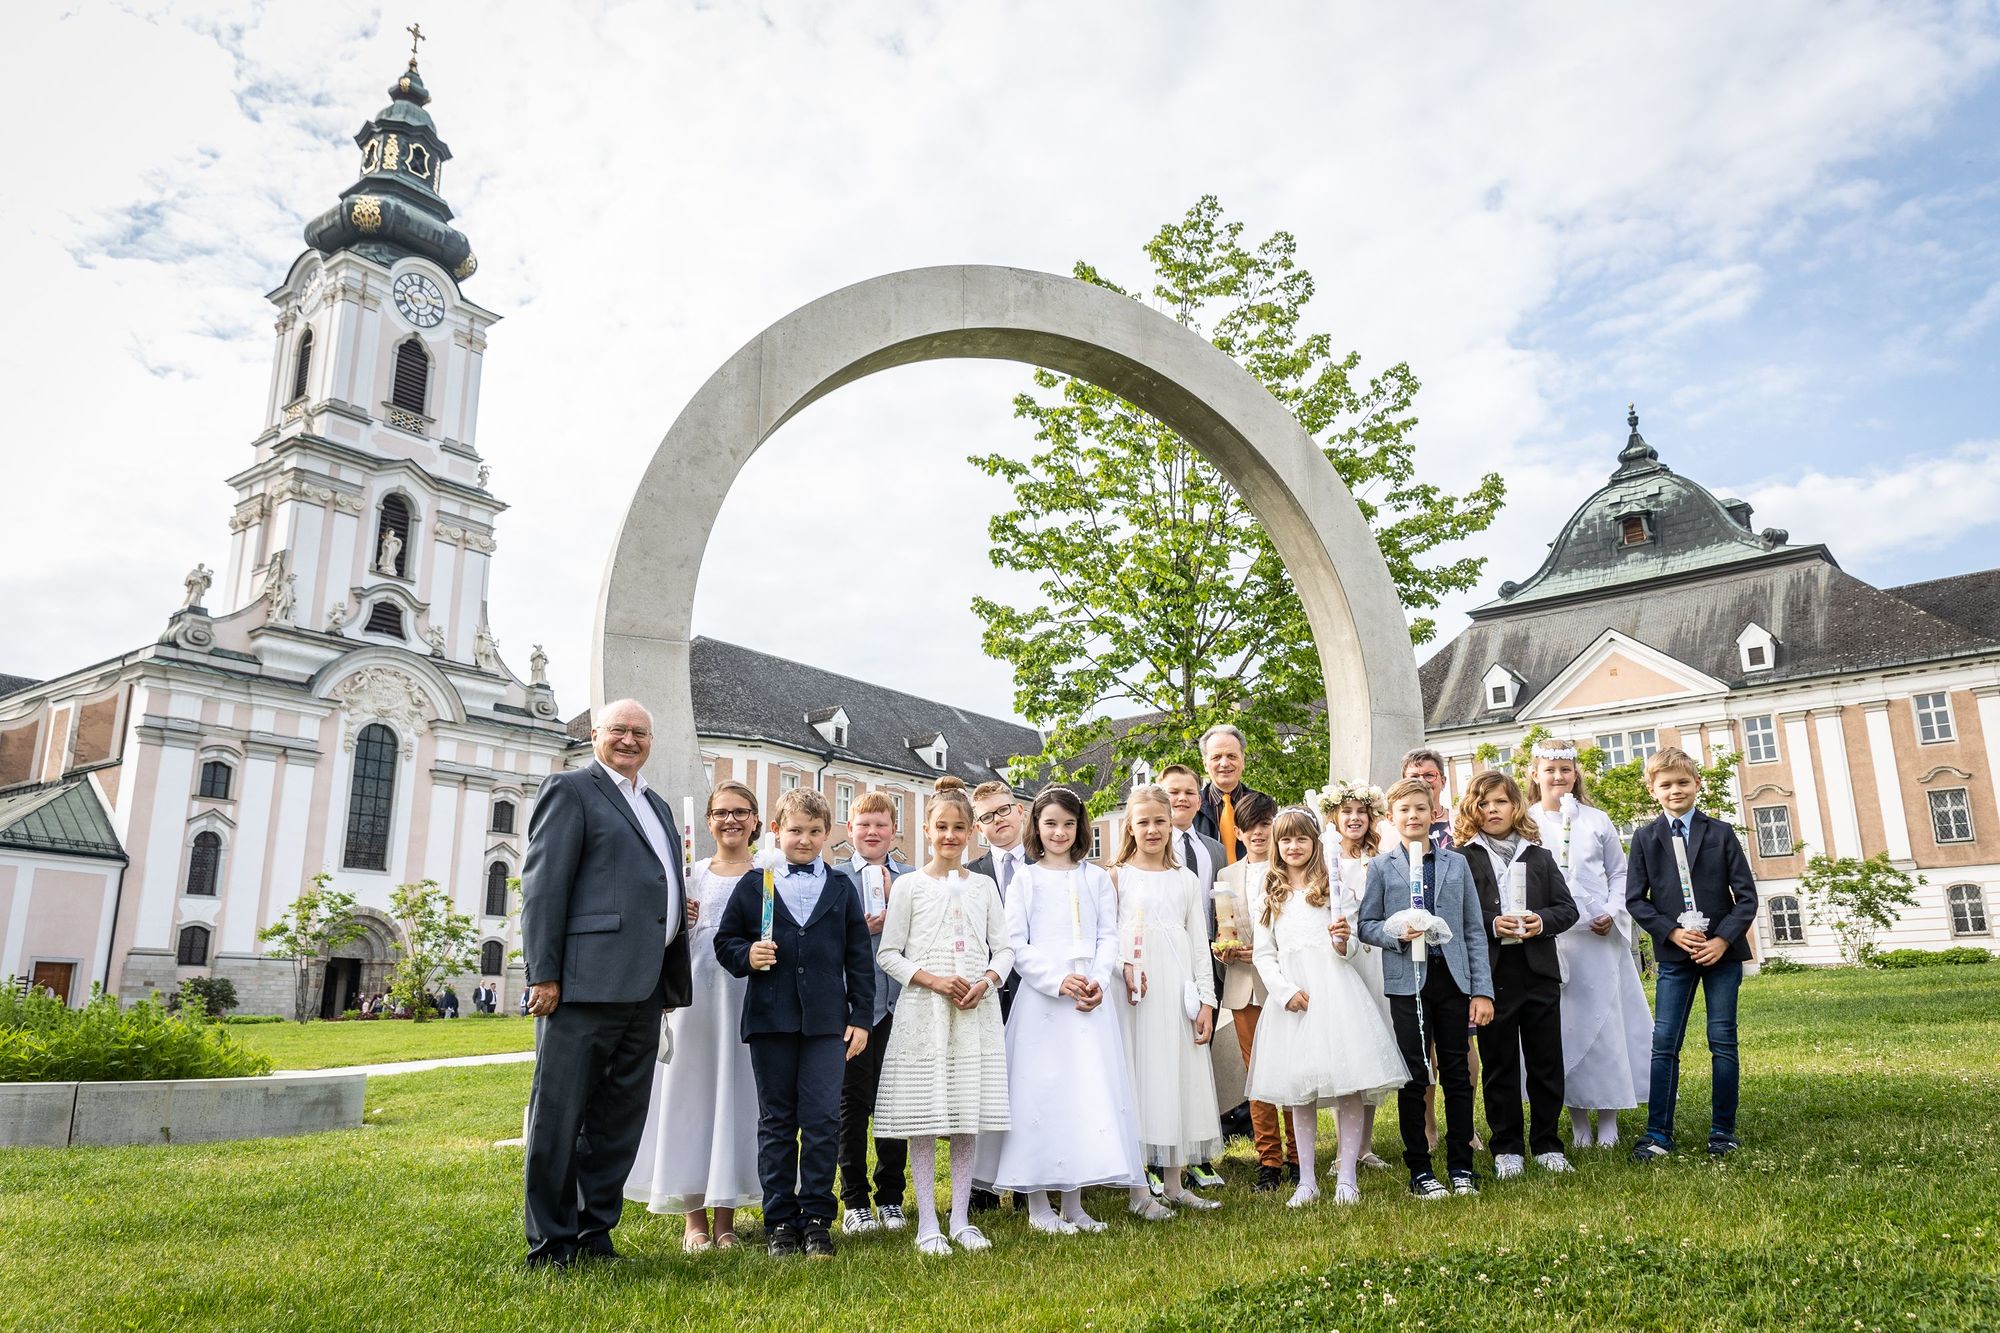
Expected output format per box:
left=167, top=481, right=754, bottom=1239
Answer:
left=785, top=862, right=816, bottom=876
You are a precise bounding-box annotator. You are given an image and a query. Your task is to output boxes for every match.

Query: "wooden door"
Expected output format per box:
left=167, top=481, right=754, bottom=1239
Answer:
left=30, top=961, right=75, bottom=1003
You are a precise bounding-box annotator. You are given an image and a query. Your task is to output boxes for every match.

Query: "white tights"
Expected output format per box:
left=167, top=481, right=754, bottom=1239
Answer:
left=1294, top=1097, right=1367, bottom=1189
left=1570, top=1107, right=1621, bottom=1147
left=911, top=1135, right=978, bottom=1240
left=1025, top=1188, right=1098, bottom=1229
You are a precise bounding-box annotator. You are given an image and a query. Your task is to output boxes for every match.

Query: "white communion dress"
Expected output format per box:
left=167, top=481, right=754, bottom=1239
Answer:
left=1335, top=854, right=1396, bottom=1031
left=1115, top=865, right=1224, bottom=1166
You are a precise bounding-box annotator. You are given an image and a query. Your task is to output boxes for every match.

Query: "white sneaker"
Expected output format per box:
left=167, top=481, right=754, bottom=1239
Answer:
left=842, top=1207, right=878, bottom=1233
left=876, top=1203, right=907, bottom=1230
left=1286, top=1185, right=1320, bottom=1209
left=1534, top=1151, right=1575, bottom=1174
left=1494, top=1154, right=1525, bottom=1180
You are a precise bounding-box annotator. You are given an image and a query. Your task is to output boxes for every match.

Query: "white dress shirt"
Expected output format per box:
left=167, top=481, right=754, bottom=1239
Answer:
left=596, top=759, right=683, bottom=946
left=990, top=842, right=1030, bottom=901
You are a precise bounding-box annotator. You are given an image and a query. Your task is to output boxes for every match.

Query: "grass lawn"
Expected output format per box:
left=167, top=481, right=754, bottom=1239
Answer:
left=3, top=968, right=1996, bottom=1331
left=227, top=1014, right=536, bottom=1069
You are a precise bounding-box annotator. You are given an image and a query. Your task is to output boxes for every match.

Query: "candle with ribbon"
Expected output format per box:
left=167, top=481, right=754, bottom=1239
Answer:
left=1406, top=839, right=1428, bottom=964
left=757, top=863, right=776, bottom=966
left=1128, top=904, right=1147, bottom=1004
left=862, top=864, right=886, bottom=917
left=682, top=795, right=695, bottom=876
left=1504, top=859, right=1529, bottom=944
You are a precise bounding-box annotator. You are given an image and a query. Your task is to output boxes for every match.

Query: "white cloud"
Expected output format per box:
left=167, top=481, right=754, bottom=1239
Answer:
left=2, top=0, right=1997, bottom=721
left=1738, top=440, right=2000, bottom=562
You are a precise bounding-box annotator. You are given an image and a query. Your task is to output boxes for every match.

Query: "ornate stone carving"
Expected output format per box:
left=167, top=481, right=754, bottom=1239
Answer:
left=332, top=492, right=365, bottom=515
left=529, top=644, right=548, bottom=686
left=474, top=625, right=500, bottom=672
left=330, top=666, right=432, bottom=759
left=376, top=529, right=403, bottom=576
left=229, top=496, right=267, bottom=533
left=385, top=405, right=427, bottom=434
left=181, top=563, right=213, bottom=611
left=325, top=601, right=351, bottom=635
left=425, top=625, right=448, bottom=658
left=260, top=550, right=295, bottom=625
left=453, top=252, right=479, bottom=280
left=284, top=399, right=306, bottom=422
left=435, top=525, right=497, bottom=554
left=477, top=463, right=491, bottom=489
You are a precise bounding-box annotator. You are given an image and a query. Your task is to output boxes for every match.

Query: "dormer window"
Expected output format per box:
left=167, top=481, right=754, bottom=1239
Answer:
left=807, top=707, right=850, bottom=749
left=909, top=733, right=949, bottom=771
left=1133, top=760, right=1154, bottom=787
left=1482, top=663, right=1522, bottom=712
left=1736, top=622, right=1776, bottom=674
left=1617, top=512, right=1654, bottom=547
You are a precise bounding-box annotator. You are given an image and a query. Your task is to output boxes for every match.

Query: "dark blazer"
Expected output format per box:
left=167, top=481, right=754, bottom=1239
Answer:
left=519, top=764, right=693, bottom=1008
left=1627, top=809, right=1757, bottom=965
left=967, top=850, right=1031, bottom=1013
left=1461, top=840, right=1580, bottom=982
left=1195, top=782, right=1270, bottom=862
left=715, top=864, right=877, bottom=1040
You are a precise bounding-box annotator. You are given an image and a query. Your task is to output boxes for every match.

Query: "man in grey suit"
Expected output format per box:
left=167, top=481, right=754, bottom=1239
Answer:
left=520, top=699, right=692, bottom=1269
left=1161, top=764, right=1229, bottom=1190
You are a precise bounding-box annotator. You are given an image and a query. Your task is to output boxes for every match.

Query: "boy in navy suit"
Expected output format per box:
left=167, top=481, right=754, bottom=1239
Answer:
left=1625, top=747, right=1757, bottom=1162
left=1360, top=777, right=1494, bottom=1199
left=715, top=788, right=875, bottom=1258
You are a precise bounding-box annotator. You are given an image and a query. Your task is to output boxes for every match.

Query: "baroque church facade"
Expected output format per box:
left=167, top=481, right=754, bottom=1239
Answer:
left=0, top=56, right=571, bottom=1014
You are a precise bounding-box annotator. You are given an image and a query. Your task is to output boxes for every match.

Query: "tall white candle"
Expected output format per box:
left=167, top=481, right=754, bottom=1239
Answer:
left=1407, top=840, right=1428, bottom=964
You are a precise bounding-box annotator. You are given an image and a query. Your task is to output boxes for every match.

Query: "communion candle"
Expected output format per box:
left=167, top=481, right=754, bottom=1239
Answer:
left=949, top=874, right=969, bottom=969
left=682, top=796, right=695, bottom=874
left=1214, top=889, right=1241, bottom=944
left=758, top=865, right=776, bottom=966
left=1503, top=859, right=1530, bottom=944
left=862, top=864, right=886, bottom=916
left=1069, top=874, right=1085, bottom=957
left=1406, top=840, right=1428, bottom=964
left=1129, top=904, right=1147, bottom=1004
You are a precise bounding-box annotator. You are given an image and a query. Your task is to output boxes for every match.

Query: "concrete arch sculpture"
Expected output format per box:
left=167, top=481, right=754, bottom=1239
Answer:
left=595, top=265, right=1422, bottom=806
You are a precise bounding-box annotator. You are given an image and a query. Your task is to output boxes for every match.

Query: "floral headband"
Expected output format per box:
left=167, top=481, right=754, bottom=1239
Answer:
left=1531, top=740, right=1578, bottom=761
left=1307, top=779, right=1387, bottom=819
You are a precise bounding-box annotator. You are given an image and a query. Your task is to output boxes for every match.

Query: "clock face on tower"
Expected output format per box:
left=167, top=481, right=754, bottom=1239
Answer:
left=393, top=272, right=445, bottom=328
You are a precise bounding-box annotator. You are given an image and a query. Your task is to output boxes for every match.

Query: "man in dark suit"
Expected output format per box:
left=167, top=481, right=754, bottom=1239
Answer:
left=519, top=698, right=691, bottom=1269
left=1192, top=723, right=1269, bottom=865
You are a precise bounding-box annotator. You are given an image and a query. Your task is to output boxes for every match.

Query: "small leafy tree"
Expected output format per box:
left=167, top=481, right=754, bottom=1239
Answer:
left=1800, top=852, right=1925, bottom=965
left=1474, top=723, right=1741, bottom=834
left=258, top=873, right=366, bottom=1023
left=173, top=976, right=239, bottom=1017
left=387, top=879, right=479, bottom=1023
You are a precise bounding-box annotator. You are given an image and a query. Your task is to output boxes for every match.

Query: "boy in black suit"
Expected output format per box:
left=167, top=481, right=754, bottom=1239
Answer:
left=1456, top=771, right=1579, bottom=1179
left=1625, top=747, right=1757, bottom=1162
left=715, top=788, right=875, bottom=1258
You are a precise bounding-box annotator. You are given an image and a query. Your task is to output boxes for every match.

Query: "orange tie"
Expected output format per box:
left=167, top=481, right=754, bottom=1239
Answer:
left=1219, top=791, right=1237, bottom=865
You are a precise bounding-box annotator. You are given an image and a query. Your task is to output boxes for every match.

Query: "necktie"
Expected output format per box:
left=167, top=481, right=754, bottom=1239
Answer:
left=997, top=853, right=1015, bottom=900
left=1672, top=818, right=1687, bottom=839
left=1183, top=831, right=1198, bottom=875
left=1218, top=792, right=1237, bottom=865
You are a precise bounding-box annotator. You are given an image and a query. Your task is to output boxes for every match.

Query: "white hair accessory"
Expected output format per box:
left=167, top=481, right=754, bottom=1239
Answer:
left=1531, top=740, right=1578, bottom=761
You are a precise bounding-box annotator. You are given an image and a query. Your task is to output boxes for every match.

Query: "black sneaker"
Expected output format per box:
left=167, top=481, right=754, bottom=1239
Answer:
left=1285, top=1161, right=1301, bottom=1185
left=1253, top=1164, right=1283, bottom=1192
left=767, top=1225, right=802, bottom=1258
left=802, top=1223, right=836, bottom=1259
left=1630, top=1138, right=1671, bottom=1164
left=1187, top=1160, right=1226, bottom=1188
left=1707, top=1134, right=1741, bottom=1157
left=1448, top=1170, right=1480, bottom=1196
left=1409, top=1172, right=1449, bottom=1200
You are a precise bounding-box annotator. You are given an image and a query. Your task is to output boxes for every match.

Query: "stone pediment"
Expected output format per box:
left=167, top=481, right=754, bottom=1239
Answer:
left=328, top=664, right=437, bottom=758
left=1520, top=629, right=1727, bottom=720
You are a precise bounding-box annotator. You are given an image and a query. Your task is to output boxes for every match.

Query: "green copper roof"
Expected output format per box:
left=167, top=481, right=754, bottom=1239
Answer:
left=0, top=776, right=127, bottom=862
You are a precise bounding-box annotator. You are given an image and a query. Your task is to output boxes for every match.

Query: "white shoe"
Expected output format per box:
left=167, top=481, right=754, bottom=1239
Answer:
left=1534, top=1151, right=1575, bottom=1174
left=1286, top=1185, right=1320, bottom=1209
left=1358, top=1152, right=1392, bottom=1171
left=1493, top=1153, right=1524, bottom=1180
left=951, top=1225, right=992, bottom=1252
left=1129, top=1198, right=1175, bottom=1221
left=1027, top=1212, right=1077, bottom=1236
left=1166, top=1190, right=1222, bottom=1211
left=1063, top=1212, right=1108, bottom=1234
left=877, top=1203, right=907, bottom=1230
left=842, top=1207, right=878, bottom=1233
left=1333, top=1181, right=1361, bottom=1205
left=915, top=1233, right=950, bottom=1256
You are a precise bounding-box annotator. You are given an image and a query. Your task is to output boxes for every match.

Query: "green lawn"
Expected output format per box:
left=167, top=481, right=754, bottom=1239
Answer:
left=3, top=969, right=1996, bottom=1331
left=228, top=1014, right=535, bottom=1069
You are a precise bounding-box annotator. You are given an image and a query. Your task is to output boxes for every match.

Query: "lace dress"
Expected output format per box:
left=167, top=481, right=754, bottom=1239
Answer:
left=1115, top=865, right=1223, bottom=1165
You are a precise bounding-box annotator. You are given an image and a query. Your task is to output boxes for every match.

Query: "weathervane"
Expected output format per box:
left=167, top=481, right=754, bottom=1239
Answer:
left=407, top=22, right=426, bottom=68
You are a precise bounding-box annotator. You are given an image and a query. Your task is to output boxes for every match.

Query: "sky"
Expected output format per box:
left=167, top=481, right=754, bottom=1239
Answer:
left=3, top=0, right=1998, bottom=726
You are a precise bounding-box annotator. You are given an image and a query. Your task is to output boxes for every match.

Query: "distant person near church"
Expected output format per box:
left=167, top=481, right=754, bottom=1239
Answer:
left=519, top=699, right=692, bottom=1271
left=1193, top=724, right=1268, bottom=866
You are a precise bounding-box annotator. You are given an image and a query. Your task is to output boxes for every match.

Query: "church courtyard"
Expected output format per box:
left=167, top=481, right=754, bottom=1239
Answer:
left=3, top=965, right=1994, bottom=1331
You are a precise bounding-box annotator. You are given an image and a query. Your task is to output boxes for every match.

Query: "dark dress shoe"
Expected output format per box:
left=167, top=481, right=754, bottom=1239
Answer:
left=578, top=1241, right=621, bottom=1263
left=525, top=1249, right=574, bottom=1272
left=1253, top=1164, right=1282, bottom=1192
left=767, top=1225, right=802, bottom=1258
left=802, top=1224, right=836, bottom=1259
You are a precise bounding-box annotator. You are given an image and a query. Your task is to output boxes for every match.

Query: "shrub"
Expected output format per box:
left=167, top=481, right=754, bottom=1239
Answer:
left=1758, top=953, right=1809, bottom=974
left=1867, top=946, right=1994, bottom=970
left=173, top=976, right=240, bottom=1016
left=222, top=1013, right=285, bottom=1024
left=0, top=986, right=273, bottom=1083
left=341, top=1009, right=362, bottom=1021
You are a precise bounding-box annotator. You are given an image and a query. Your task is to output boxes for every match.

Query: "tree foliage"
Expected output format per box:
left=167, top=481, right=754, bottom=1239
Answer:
left=258, top=873, right=366, bottom=1024
left=1800, top=852, right=1925, bottom=966
left=1474, top=723, right=1742, bottom=834
left=972, top=196, right=1505, bottom=810
left=386, top=880, right=478, bottom=1023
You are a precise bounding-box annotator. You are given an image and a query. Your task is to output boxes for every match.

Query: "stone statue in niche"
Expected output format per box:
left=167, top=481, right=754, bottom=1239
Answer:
left=270, top=574, right=297, bottom=626
left=326, top=601, right=351, bottom=635
left=426, top=625, right=447, bottom=658
left=376, top=528, right=404, bottom=576
left=474, top=625, right=500, bottom=671
left=529, top=643, right=548, bottom=686
left=181, top=563, right=212, bottom=611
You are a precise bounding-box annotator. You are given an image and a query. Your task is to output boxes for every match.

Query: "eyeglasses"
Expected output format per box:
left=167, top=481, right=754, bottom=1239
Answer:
left=975, top=807, right=1015, bottom=824
left=708, top=808, right=755, bottom=822
left=601, top=725, right=651, bottom=739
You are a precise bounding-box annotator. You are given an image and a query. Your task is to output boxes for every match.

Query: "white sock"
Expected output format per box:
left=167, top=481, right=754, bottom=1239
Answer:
left=1059, top=1187, right=1097, bottom=1228
left=1334, top=1096, right=1364, bottom=1190
left=1290, top=1106, right=1320, bottom=1184
left=911, top=1136, right=941, bottom=1241
left=1595, top=1110, right=1620, bottom=1147
left=1025, top=1189, right=1058, bottom=1224
left=947, top=1135, right=976, bottom=1234
left=1569, top=1106, right=1593, bottom=1146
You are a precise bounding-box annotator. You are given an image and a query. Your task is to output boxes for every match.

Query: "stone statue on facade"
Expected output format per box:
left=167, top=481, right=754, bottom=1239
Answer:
left=477, top=463, right=492, bottom=489
left=260, top=551, right=295, bottom=624
left=474, top=625, right=500, bottom=672
left=326, top=601, right=351, bottom=635
left=529, top=643, right=548, bottom=686
left=426, top=625, right=448, bottom=658
left=376, top=528, right=404, bottom=576
left=181, top=563, right=213, bottom=611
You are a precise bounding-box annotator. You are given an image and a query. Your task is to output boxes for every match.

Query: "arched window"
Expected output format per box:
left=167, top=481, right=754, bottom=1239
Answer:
left=391, top=338, right=429, bottom=413
left=342, top=723, right=399, bottom=871
left=480, top=940, right=504, bottom=976
left=485, top=861, right=510, bottom=917
left=1767, top=894, right=1805, bottom=945
left=291, top=327, right=314, bottom=401
left=177, top=924, right=210, bottom=966
left=374, top=494, right=411, bottom=578
left=1949, top=884, right=1990, bottom=937
left=185, top=831, right=222, bottom=896
left=198, top=760, right=233, bottom=800
left=491, top=799, right=516, bottom=835
left=364, top=602, right=406, bottom=639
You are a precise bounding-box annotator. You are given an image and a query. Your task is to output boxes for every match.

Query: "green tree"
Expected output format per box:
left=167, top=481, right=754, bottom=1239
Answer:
left=386, top=880, right=478, bottom=1023
left=1800, top=852, right=1925, bottom=966
left=258, top=873, right=366, bottom=1024
left=1474, top=723, right=1741, bottom=833
left=972, top=196, right=1505, bottom=811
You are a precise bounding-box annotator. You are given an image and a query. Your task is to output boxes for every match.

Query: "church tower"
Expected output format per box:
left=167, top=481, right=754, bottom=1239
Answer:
left=217, top=44, right=503, bottom=674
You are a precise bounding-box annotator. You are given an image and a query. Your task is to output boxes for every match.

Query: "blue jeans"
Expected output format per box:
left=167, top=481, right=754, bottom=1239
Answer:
left=1644, top=956, right=1741, bottom=1148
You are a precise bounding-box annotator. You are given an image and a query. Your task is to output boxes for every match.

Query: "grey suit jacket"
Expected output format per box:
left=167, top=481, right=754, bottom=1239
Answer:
left=520, top=764, right=692, bottom=1008
left=1358, top=843, right=1494, bottom=1001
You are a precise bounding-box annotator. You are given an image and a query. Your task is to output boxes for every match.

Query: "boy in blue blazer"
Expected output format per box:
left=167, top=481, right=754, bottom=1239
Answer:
left=1360, top=777, right=1495, bottom=1199
left=1625, top=747, right=1757, bottom=1162
left=715, top=787, right=875, bottom=1258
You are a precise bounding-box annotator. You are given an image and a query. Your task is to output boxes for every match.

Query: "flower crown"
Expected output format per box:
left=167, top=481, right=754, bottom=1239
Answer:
left=1307, top=779, right=1387, bottom=819
left=1531, top=740, right=1579, bottom=761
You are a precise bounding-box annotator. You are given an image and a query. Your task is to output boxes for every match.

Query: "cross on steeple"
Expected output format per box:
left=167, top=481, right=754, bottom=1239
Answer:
left=406, top=22, right=426, bottom=67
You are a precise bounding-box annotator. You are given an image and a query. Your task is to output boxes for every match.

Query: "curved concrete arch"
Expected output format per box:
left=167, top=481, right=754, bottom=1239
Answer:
left=596, top=265, right=1423, bottom=806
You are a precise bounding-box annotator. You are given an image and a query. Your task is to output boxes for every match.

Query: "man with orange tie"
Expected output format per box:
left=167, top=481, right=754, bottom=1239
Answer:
left=1194, top=724, right=1269, bottom=865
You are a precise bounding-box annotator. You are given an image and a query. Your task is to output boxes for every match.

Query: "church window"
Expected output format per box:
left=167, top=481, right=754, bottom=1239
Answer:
left=375, top=495, right=412, bottom=578
left=1752, top=805, right=1794, bottom=858
left=480, top=940, right=504, bottom=976
left=1617, top=512, right=1654, bottom=547
left=1767, top=895, right=1805, bottom=945
left=364, top=602, right=406, bottom=639
left=405, top=142, right=432, bottom=180
left=1949, top=884, right=1989, bottom=936
left=491, top=799, right=516, bottom=834
left=1914, top=692, right=1955, bottom=743
left=185, top=831, right=222, bottom=896
left=392, top=337, right=430, bottom=413
left=1742, top=715, right=1779, bottom=764
left=1929, top=789, right=1974, bottom=844
left=291, top=328, right=314, bottom=402
left=485, top=861, right=510, bottom=917
left=342, top=723, right=399, bottom=871
left=198, top=760, right=233, bottom=800
left=177, top=924, right=211, bottom=967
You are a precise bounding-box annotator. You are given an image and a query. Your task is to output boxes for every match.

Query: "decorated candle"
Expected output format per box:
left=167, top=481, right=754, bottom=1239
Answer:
left=758, top=864, right=776, bottom=963
left=1069, top=874, right=1084, bottom=956
left=683, top=795, right=696, bottom=874
left=1213, top=889, right=1242, bottom=944
left=862, top=864, right=886, bottom=916
left=1406, top=840, right=1428, bottom=964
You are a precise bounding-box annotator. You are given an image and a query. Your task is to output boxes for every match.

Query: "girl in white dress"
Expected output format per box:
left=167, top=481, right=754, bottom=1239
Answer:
left=1525, top=741, right=1651, bottom=1148
left=1114, top=783, right=1223, bottom=1218
left=624, top=781, right=763, bottom=1252
left=1319, top=781, right=1396, bottom=1174
left=975, top=785, right=1145, bottom=1233
left=1247, top=807, right=1409, bottom=1207
left=875, top=776, right=1012, bottom=1255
